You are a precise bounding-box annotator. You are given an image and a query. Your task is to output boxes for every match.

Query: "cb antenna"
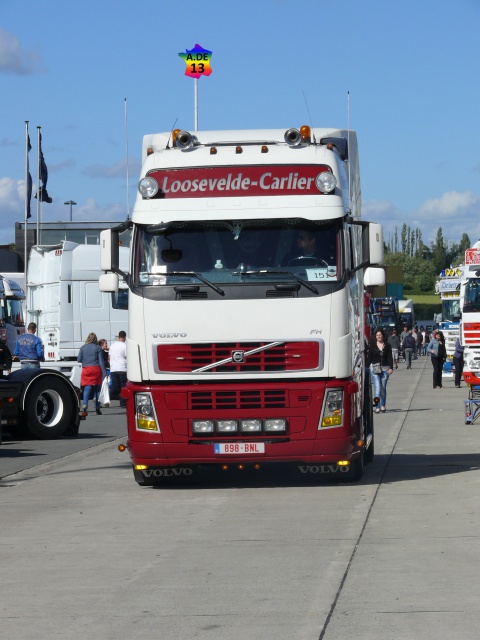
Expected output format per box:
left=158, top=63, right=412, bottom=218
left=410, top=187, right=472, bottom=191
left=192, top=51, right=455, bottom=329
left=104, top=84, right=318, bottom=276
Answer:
left=166, top=117, right=179, bottom=149
left=124, top=98, right=130, bottom=220
left=347, top=91, right=351, bottom=214
left=302, top=90, right=316, bottom=143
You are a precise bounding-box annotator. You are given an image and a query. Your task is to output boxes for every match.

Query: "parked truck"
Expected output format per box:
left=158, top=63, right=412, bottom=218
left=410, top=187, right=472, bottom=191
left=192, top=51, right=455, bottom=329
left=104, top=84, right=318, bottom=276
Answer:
left=100, top=124, right=384, bottom=485
left=26, top=241, right=129, bottom=386
left=0, top=275, right=26, bottom=352
left=460, top=248, right=480, bottom=385
left=0, top=273, right=79, bottom=440
left=397, top=299, right=415, bottom=330
left=435, top=267, right=462, bottom=371
left=372, top=297, right=399, bottom=335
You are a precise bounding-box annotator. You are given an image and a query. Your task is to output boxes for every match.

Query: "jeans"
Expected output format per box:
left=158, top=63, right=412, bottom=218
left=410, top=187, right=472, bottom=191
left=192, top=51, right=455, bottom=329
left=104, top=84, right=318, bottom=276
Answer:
left=454, top=356, right=464, bottom=386
left=110, top=371, right=127, bottom=406
left=82, top=384, right=101, bottom=410
left=404, top=348, right=413, bottom=367
left=391, top=348, right=399, bottom=366
left=21, top=361, right=40, bottom=369
left=372, top=367, right=390, bottom=408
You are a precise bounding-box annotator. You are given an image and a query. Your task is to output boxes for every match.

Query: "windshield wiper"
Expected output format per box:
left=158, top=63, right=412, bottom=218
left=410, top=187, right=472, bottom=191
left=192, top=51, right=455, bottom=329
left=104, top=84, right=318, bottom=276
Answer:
left=163, top=271, right=225, bottom=296
left=232, top=269, right=319, bottom=295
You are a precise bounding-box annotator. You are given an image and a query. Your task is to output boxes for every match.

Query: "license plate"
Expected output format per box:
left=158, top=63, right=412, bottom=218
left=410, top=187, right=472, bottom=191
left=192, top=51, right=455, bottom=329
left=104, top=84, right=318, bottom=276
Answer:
left=214, top=442, right=265, bottom=454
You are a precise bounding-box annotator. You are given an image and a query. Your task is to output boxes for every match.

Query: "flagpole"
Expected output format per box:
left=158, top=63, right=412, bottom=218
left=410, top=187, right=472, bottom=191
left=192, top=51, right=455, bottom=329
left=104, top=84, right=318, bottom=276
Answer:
left=194, top=78, right=198, bottom=132
left=36, top=126, right=41, bottom=244
left=24, top=121, right=29, bottom=282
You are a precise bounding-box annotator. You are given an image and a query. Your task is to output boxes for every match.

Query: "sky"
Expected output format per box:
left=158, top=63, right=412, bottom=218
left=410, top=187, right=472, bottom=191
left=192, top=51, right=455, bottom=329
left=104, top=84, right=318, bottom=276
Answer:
left=1, top=0, right=480, bottom=248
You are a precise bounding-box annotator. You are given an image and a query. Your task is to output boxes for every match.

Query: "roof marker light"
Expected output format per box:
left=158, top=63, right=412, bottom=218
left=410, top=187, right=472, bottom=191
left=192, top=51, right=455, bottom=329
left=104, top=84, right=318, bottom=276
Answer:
left=300, top=125, right=311, bottom=143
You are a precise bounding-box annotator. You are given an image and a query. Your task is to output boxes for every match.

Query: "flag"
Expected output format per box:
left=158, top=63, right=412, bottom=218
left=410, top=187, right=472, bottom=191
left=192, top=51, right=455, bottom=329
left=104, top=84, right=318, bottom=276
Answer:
left=35, top=132, right=53, bottom=203
left=26, top=134, right=32, bottom=218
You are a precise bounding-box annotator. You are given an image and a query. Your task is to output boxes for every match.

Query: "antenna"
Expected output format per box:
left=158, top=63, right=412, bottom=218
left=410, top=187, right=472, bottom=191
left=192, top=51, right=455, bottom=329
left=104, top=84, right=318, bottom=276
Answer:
left=347, top=91, right=351, bottom=214
left=124, top=98, right=130, bottom=220
left=302, top=90, right=316, bottom=143
left=166, top=117, right=179, bottom=149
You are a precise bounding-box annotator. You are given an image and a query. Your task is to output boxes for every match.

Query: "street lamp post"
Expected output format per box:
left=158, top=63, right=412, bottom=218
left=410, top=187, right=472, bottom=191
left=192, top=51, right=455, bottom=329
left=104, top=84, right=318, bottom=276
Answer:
left=64, top=200, right=77, bottom=222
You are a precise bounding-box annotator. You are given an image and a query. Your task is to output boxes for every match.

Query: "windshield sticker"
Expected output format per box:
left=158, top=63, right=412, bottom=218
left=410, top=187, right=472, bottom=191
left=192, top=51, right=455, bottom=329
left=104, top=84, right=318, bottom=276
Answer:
left=305, top=267, right=337, bottom=281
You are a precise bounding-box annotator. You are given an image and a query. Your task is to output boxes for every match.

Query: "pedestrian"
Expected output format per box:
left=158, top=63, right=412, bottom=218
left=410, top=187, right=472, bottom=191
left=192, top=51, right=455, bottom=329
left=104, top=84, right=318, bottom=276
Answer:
left=399, top=325, right=409, bottom=362
left=109, top=330, right=127, bottom=408
left=365, top=329, right=394, bottom=414
left=387, top=329, right=400, bottom=369
left=98, top=338, right=109, bottom=369
left=427, top=329, right=446, bottom=389
left=412, top=326, right=418, bottom=359
left=77, top=332, right=107, bottom=418
left=0, top=340, right=12, bottom=377
left=453, top=338, right=465, bottom=388
left=423, top=329, right=430, bottom=356
left=402, top=330, right=416, bottom=369
left=14, top=322, right=44, bottom=369
left=416, top=326, right=423, bottom=357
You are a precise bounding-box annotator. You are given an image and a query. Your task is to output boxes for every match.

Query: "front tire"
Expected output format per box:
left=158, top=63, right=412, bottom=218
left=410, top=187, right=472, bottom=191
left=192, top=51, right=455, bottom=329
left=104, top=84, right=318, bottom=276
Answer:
left=24, top=377, right=75, bottom=439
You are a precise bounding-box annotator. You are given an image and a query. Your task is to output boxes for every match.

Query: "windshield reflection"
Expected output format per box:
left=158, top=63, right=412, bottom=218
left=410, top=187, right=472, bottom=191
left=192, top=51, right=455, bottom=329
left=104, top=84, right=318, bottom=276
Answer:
left=133, top=219, right=341, bottom=286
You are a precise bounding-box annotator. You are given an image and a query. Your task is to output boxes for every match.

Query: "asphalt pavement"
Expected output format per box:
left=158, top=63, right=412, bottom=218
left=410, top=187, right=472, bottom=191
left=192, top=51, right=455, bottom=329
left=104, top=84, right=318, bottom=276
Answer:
left=1, top=356, right=479, bottom=640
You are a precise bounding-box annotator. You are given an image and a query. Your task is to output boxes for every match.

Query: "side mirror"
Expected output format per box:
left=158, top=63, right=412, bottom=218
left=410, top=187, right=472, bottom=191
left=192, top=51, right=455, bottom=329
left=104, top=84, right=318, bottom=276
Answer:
left=364, top=266, right=385, bottom=287
left=99, top=273, right=119, bottom=293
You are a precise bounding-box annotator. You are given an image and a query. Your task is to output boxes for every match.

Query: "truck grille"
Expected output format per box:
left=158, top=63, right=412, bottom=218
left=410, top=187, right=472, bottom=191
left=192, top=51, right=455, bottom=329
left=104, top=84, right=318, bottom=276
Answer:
left=189, top=389, right=288, bottom=410
left=157, top=341, right=320, bottom=373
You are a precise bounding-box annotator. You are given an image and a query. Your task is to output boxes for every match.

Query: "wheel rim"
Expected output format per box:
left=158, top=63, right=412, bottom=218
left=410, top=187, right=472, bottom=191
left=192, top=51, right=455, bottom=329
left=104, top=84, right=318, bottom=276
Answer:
left=35, top=390, right=64, bottom=427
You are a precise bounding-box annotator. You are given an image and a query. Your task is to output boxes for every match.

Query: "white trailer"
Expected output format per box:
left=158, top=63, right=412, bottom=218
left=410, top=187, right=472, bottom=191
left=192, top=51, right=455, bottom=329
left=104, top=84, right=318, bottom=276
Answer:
left=25, top=241, right=128, bottom=386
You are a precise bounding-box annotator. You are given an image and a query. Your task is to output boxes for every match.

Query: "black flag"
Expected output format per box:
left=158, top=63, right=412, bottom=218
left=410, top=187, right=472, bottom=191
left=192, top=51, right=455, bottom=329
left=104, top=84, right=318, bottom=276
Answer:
left=26, top=134, right=32, bottom=218
left=35, top=132, right=53, bottom=203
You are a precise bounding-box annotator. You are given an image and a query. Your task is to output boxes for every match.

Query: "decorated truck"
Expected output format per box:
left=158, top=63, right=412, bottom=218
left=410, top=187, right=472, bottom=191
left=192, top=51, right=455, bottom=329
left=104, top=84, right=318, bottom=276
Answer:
left=100, top=124, right=385, bottom=485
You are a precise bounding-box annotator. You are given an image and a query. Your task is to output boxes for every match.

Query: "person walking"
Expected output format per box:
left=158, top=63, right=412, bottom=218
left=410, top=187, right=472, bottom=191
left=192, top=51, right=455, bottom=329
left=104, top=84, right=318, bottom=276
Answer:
left=399, top=325, right=409, bottom=362
left=453, top=338, right=465, bottom=388
left=14, top=322, right=44, bottom=369
left=402, top=330, right=416, bottom=369
left=98, top=339, right=109, bottom=369
left=387, top=329, right=400, bottom=369
left=77, top=332, right=107, bottom=418
left=411, top=326, right=418, bottom=359
left=427, top=329, right=447, bottom=389
left=109, top=331, right=127, bottom=408
left=416, top=326, right=423, bottom=357
left=366, top=329, right=394, bottom=414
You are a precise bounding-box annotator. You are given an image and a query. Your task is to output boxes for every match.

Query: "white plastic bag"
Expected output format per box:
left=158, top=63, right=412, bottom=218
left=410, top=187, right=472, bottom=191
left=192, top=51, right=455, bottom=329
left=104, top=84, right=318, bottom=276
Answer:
left=99, top=376, right=110, bottom=406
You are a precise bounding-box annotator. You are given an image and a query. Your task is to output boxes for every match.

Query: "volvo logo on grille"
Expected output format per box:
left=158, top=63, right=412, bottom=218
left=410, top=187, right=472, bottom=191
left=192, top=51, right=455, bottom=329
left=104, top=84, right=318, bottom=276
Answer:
left=232, top=350, right=245, bottom=363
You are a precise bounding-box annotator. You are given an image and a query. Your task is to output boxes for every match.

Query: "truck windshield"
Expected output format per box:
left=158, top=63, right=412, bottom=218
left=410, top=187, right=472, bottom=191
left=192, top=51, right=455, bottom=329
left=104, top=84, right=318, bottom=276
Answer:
left=442, top=299, right=461, bottom=321
left=463, top=279, right=480, bottom=312
left=133, top=219, right=341, bottom=287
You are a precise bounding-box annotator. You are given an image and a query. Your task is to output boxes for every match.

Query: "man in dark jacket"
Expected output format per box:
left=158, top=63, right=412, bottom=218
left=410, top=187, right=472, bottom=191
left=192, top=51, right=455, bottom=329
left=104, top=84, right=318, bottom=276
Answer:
left=402, top=330, right=416, bottom=369
left=453, top=338, right=465, bottom=388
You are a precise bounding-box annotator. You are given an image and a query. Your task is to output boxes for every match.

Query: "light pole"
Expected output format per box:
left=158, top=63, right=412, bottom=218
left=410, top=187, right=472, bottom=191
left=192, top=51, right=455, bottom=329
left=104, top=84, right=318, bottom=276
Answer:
left=64, top=200, right=77, bottom=222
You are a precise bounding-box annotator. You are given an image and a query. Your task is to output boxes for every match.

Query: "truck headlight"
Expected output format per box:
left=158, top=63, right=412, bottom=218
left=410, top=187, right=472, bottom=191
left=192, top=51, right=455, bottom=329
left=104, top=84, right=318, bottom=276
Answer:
left=264, top=419, right=287, bottom=432
left=315, top=172, right=336, bottom=193
left=192, top=420, right=215, bottom=433
left=138, top=176, right=159, bottom=198
left=135, top=393, right=159, bottom=431
left=321, top=389, right=344, bottom=427
left=217, top=420, right=238, bottom=433
left=240, top=419, right=262, bottom=432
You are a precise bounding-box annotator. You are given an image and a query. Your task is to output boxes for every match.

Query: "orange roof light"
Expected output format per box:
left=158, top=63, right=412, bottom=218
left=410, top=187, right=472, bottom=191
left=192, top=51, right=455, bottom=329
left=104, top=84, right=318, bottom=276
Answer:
left=172, top=129, right=181, bottom=146
left=300, top=125, right=311, bottom=143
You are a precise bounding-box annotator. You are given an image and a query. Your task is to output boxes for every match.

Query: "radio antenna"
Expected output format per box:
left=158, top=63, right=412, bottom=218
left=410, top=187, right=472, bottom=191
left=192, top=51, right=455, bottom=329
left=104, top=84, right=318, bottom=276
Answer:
left=124, top=98, right=130, bottom=220
left=166, top=117, right=179, bottom=149
left=347, top=91, right=351, bottom=214
left=302, top=90, right=316, bottom=143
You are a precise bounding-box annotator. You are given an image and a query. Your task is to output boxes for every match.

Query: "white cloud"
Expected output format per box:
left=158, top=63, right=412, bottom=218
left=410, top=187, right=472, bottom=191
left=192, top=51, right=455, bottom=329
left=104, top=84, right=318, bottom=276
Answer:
left=363, top=191, right=480, bottom=246
left=83, top=158, right=141, bottom=179
left=0, top=28, right=43, bottom=75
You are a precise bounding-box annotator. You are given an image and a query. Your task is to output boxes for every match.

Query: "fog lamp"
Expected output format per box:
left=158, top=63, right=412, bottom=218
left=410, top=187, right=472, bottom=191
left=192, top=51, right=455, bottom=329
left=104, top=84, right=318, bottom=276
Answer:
left=264, top=419, right=287, bottom=432
left=192, top=420, right=215, bottom=433
left=217, top=420, right=238, bottom=432
left=240, top=419, right=262, bottom=432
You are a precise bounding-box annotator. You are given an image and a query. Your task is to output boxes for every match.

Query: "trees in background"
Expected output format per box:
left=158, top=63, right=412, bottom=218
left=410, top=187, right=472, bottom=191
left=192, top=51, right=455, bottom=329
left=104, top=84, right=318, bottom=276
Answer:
left=384, top=225, right=470, bottom=292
